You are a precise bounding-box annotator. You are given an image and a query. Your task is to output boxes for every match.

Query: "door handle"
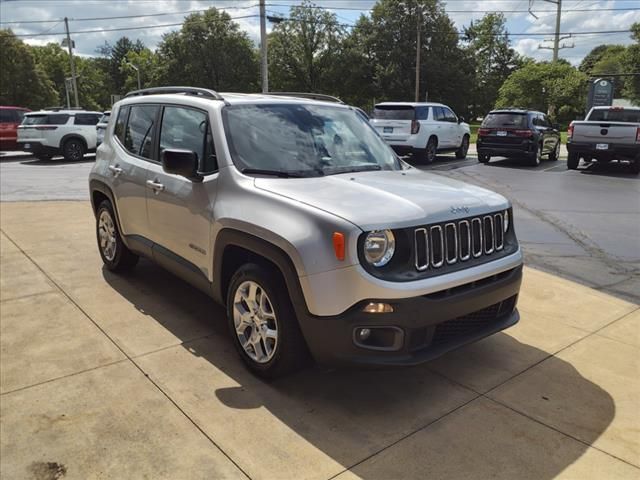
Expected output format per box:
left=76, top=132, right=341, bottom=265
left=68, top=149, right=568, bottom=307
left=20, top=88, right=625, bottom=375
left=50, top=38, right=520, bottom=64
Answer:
left=146, top=179, right=165, bottom=193
left=108, top=165, right=123, bottom=177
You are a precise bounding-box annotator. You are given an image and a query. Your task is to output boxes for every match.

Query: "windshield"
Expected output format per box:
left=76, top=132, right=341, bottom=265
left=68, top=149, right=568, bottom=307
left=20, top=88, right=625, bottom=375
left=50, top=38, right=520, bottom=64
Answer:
left=482, top=113, right=528, bottom=128
left=372, top=106, right=415, bottom=120
left=589, top=109, right=640, bottom=123
left=223, top=103, right=401, bottom=177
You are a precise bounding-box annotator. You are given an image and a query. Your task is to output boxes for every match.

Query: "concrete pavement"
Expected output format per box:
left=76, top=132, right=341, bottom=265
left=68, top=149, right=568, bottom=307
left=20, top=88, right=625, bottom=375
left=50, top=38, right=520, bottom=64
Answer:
left=1, top=201, right=638, bottom=479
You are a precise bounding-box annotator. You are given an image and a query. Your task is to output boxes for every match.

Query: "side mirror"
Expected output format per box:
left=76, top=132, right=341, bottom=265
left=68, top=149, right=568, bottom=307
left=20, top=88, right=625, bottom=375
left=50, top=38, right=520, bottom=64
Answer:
left=458, top=116, right=465, bottom=124
left=161, top=149, right=202, bottom=181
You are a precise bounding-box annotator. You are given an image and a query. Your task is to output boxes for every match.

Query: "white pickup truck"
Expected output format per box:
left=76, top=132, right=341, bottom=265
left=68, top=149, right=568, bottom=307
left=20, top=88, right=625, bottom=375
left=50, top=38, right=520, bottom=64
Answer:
left=567, top=106, right=640, bottom=174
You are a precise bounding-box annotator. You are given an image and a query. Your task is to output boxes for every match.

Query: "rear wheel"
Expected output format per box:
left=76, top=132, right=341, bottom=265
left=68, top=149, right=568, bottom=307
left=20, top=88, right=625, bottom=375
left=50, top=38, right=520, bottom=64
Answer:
left=548, top=140, right=560, bottom=161
left=455, top=135, right=470, bottom=159
left=478, top=153, right=490, bottom=164
left=529, top=143, right=542, bottom=166
left=418, top=137, right=437, bottom=164
left=96, top=200, right=138, bottom=272
left=567, top=152, right=579, bottom=170
left=227, top=263, right=308, bottom=379
left=63, top=138, right=85, bottom=161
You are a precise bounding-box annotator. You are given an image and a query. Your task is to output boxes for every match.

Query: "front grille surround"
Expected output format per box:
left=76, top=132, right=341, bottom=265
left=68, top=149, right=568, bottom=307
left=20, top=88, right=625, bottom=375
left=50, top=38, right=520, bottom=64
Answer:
left=415, top=211, right=507, bottom=271
left=358, top=208, right=517, bottom=282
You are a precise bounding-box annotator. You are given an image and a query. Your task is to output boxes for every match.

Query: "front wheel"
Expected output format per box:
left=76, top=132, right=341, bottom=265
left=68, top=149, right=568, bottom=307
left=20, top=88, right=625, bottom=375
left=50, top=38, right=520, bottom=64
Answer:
left=96, top=200, right=138, bottom=272
left=455, top=135, right=470, bottom=159
left=567, top=152, right=579, bottom=170
left=227, top=263, right=308, bottom=379
left=478, top=153, right=490, bottom=163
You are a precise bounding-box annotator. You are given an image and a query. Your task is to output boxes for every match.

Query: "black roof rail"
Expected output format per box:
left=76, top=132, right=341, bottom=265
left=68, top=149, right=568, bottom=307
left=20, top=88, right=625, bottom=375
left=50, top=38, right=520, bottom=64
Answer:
left=265, top=92, right=344, bottom=104
left=124, top=86, right=224, bottom=100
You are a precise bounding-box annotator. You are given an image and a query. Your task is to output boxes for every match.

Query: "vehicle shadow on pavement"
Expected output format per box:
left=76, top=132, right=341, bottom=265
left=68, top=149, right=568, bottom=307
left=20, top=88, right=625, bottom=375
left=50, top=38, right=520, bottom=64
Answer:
left=19, top=157, right=95, bottom=166
left=481, top=158, right=552, bottom=170
left=103, top=260, right=618, bottom=479
left=578, top=161, right=640, bottom=178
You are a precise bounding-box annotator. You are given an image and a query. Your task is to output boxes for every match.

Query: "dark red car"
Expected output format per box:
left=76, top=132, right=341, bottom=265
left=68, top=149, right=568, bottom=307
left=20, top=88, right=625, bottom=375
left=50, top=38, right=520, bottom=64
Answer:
left=0, top=106, right=31, bottom=151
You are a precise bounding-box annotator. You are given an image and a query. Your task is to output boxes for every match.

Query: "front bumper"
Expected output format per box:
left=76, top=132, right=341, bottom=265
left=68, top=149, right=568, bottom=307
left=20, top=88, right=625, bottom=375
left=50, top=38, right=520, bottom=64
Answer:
left=298, top=265, right=522, bottom=366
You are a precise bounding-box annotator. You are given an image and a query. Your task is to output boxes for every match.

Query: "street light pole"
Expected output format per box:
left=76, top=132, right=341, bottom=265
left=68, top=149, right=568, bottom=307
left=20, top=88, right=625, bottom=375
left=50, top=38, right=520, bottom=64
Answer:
left=127, top=62, right=141, bottom=90
left=260, top=0, right=268, bottom=93
left=63, top=17, right=80, bottom=108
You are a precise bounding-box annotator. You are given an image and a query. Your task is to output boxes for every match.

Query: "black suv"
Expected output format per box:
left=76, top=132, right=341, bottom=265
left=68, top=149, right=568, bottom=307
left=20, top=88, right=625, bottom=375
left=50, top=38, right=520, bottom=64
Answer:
left=477, top=109, right=561, bottom=166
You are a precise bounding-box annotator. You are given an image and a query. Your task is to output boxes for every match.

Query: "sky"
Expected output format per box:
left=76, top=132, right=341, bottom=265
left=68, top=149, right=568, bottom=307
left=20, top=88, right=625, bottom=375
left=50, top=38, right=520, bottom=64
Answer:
left=1, top=0, right=639, bottom=66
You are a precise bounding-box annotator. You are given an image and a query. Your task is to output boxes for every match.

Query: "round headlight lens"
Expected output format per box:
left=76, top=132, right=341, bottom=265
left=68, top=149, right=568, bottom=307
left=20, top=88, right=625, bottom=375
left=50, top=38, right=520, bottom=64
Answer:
left=504, top=210, right=510, bottom=232
left=364, top=230, right=395, bottom=267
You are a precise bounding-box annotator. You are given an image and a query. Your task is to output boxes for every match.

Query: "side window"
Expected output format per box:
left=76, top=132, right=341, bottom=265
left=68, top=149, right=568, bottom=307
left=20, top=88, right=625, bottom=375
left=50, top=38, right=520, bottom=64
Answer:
left=443, top=107, right=457, bottom=123
left=74, top=114, right=101, bottom=126
left=0, top=110, right=16, bottom=123
left=433, top=107, right=445, bottom=121
left=48, top=114, right=70, bottom=125
left=159, top=106, right=217, bottom=173
left=114, top=106, right=130, bottom=144
left=124, top=105, right=159, bottom=159
left=415, top=107, right=429, bottom=121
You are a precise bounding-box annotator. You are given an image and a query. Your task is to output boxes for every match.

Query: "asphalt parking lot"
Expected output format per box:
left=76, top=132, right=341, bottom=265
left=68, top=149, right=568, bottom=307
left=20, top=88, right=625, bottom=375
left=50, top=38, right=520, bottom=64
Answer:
left=1, top=151, right=639, bottom=479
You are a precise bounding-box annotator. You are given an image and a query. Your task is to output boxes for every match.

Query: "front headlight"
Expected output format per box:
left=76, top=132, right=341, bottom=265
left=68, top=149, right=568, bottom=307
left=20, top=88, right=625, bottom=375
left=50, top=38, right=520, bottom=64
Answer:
left=364, top=230, right=395, bottom=267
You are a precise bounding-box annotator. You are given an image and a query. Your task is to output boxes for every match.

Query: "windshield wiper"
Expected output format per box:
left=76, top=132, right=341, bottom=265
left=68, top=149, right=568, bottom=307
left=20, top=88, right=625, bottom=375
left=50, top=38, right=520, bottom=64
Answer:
left=323, top=165, right=382, bottom=175
left=240, top=168, right=317, bottom=178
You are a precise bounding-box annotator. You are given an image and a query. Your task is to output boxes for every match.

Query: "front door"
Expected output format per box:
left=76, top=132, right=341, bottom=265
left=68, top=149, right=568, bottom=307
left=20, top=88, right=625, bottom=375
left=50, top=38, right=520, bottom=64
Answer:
left=145, top=105, right=219, bottom=278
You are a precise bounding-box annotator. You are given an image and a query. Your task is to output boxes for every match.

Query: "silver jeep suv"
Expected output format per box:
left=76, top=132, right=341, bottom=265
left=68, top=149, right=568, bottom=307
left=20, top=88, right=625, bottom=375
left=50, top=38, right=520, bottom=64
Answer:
left=89, top=87, right=523, bottom=378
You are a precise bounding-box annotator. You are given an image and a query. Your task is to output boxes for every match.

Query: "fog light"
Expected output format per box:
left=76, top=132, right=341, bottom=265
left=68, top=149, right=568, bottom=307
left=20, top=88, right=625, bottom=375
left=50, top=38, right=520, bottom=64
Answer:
left=362, top=302, right=394, bottom=313
left=357, top=328, right=371, bottom=341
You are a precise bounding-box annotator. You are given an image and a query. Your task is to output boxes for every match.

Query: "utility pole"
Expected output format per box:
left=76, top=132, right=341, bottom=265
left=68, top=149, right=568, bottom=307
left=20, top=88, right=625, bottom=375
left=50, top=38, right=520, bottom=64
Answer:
left=259, top=0, right=268, bottom=93
left=414, top=8, right=422, bottom=102
left=63, top=17, right=80, bottom=107
left=535, top=0, right=573, bottom=61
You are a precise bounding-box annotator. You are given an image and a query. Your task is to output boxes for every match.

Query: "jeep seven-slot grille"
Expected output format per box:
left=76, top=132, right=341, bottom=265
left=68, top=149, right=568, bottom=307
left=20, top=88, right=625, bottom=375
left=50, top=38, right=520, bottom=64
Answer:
left=414, top=213, right=505, bottom=271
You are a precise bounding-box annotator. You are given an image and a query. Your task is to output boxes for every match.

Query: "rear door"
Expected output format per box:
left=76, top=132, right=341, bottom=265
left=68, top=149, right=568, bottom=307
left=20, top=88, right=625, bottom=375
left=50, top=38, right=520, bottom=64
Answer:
left=441, top=106, right=459, bottom=147
left=371, top=105, right=414, bottom=142
left=0, top=109, right=19, bottom=147
left=108, top=104, right=159, bottom=243
left=145, top=105, right=218, bottom=275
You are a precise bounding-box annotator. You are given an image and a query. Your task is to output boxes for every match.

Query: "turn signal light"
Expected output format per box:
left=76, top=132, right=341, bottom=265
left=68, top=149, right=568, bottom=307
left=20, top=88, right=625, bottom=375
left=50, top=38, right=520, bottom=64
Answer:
left=568, top=123, right=574, bottom=140
left=332, top=232, right=345, bottom=261
left=411, top=120, right=420, bottom=134
left=636, top=127, right=640, bottom=143
left=514, top=130, right=533, bottom=137
left=478, top=128, right=490, bottom=136
left=362, top=302, right=394, bottom=313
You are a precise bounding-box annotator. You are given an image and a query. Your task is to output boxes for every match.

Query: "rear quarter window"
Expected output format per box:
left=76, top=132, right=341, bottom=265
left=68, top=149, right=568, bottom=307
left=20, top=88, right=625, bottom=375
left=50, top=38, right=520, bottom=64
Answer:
left=23, top=114, right=70, bottom=125
left=373, top=106, right=415, bottom=120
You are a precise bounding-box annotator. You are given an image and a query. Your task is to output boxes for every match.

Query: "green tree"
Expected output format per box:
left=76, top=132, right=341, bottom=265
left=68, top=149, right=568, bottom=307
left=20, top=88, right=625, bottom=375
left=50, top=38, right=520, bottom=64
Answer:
left=268, top=1, right=347, bottom=93
left=120, top=48, right=162, bottom=92
left=0, top=30, right=57, bottom=109
left=579, top=44, right=626, bottom=74
left=156, top=8, right=258, bottom=91
left=351, top=0, right=473, bottom=115
left=622, top=23, right=640, bottom=105
left=496, top=61, right=587, bottom=124
left=96, top=36, right=145, bottom=95
left=463, top=13, right=522, bottom=119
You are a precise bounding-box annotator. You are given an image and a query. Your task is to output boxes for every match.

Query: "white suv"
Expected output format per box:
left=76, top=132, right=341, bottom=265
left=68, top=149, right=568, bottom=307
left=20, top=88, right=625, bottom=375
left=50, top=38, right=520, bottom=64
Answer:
left=17, top=109, right=102, bottom=161
left=371, top=102, right=471, bottom=163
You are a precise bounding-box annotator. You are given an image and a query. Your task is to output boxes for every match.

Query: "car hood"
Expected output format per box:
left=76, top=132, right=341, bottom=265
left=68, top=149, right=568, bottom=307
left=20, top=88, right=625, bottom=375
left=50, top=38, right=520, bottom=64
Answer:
left=254, top=168, right=509, bottom=231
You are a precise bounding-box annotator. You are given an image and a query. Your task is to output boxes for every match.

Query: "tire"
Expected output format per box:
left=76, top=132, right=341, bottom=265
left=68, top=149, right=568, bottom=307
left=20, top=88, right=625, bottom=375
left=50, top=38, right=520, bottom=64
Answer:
left=631, top=159, right=640, bottom=175
left=63, top=138, right=85, bottom=161
left=226, top=263, right=308, bottom=379
left=478, top=153, right=490, bottom=164
left=455, top=135, right=470, bottom=159
left=418, top=137, right=437, bottom=164
left=96, top=200, right=138, bottom=272
left=529, top=143, right=542, bottom=166
left=567, top=152, right=579, bottom=170
left=548, top=140, right=560, bottom=161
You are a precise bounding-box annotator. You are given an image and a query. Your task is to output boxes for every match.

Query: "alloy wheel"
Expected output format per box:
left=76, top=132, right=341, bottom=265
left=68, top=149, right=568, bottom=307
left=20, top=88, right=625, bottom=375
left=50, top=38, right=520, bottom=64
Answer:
left=233, top=281, right=279, bottom=363
left=98, top=210, right=117, bottom=261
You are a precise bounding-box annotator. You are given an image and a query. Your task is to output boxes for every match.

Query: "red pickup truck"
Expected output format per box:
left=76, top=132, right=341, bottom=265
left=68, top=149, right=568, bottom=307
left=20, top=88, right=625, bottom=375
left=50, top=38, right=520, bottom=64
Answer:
left=0, top=106, right=31, bottom=151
